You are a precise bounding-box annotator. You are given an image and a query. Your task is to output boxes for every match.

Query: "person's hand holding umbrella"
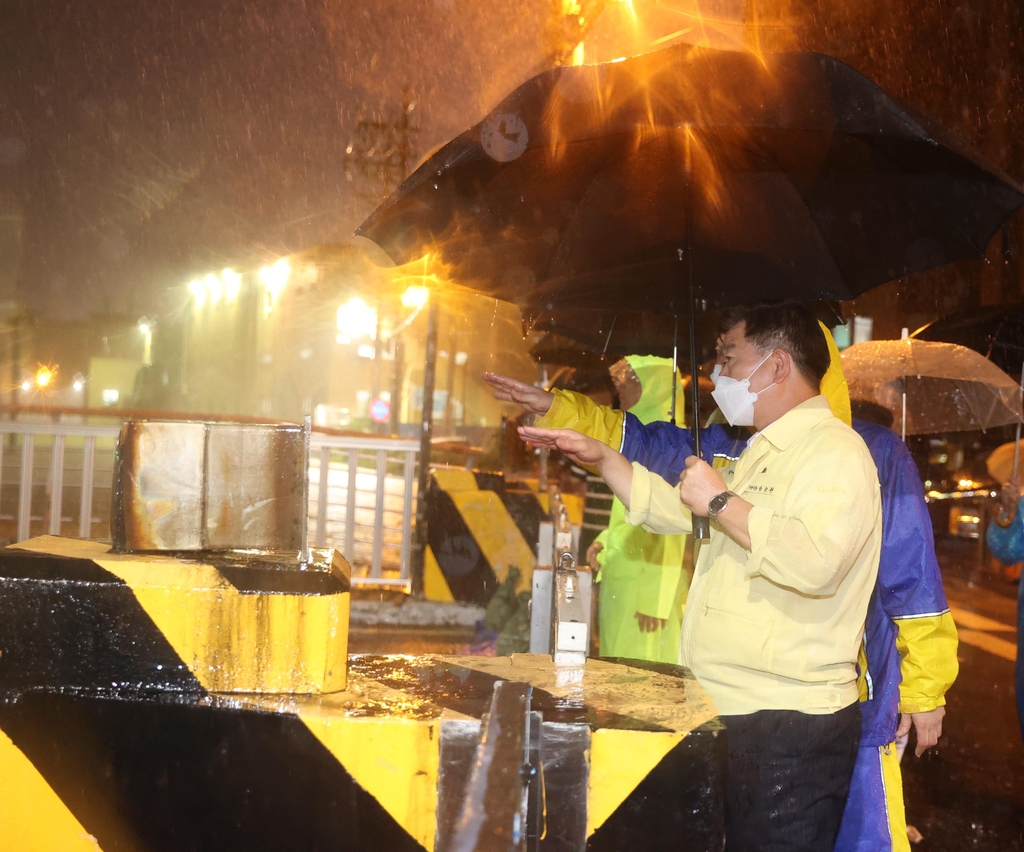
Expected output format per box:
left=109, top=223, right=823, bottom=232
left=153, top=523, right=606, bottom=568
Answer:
left=677, top=455, right=753, bottom=549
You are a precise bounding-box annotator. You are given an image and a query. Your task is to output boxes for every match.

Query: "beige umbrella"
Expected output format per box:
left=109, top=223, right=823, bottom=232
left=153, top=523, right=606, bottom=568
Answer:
left=841, top=338, right=1024, bottom=440
left=987, top=440, right=1024, bottom=483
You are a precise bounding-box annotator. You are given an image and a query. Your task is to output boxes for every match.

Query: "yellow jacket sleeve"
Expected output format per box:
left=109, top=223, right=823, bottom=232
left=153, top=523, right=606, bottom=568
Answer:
left=536, top=388, right=626, bottom=451
left=625, top=463, right=694, bottom=535
left=895, top=612, right=959, bottom=713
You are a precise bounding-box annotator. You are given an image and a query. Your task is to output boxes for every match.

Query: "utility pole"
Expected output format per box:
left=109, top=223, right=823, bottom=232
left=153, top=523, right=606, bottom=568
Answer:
left=410, top=299, right=439, bottom=598
left=346, top=88, right=437, bottom=593
left=345, top=86, right=419, bottom=434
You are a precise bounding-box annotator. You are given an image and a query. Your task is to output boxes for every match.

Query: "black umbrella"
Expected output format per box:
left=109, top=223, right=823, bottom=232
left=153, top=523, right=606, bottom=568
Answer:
left=358, top=43, right=1024, bottom=536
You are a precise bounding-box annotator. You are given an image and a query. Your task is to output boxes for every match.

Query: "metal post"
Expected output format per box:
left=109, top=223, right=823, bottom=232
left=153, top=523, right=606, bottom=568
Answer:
left=316, top=445, right=331, bottom=547
left=372, top=306, right=385, bottom=435
left=410, top=298, right=440, bottom=598
left=301, top=416, right=311, bottom=563
left=683, top=128, right=709, bottom=541
left=79, top=436, right=96, bottom=538
left=17, top=434, right=33, bottom=542
left=48, top=434, right=65, bottom=536
left=372, top=449, right=387, bottom=578
left=345, top=447, right=358, bottom=563
left=390, top=336, right=404, bottom=435
left=537, top=364, right=549, bottom=492
left=401, top=449, right=415, bottom=583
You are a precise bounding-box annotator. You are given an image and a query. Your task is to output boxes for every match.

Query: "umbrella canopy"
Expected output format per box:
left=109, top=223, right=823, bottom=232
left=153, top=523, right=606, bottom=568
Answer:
left=986, top=440, right=1024, bottom=484
left=841, top=338, right=1024, bottom=435
left=912, top=305, right=1024, bottom=375
left=357, top=42, right=1023, bottom=539
left=526, top=310, right=719, bottom=364
left=358, top=43, right=1024, bottom=318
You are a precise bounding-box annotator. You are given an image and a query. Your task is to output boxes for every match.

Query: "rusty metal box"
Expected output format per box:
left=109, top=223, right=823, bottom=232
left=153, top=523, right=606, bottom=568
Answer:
left=112, top=421, right=308, bottom=553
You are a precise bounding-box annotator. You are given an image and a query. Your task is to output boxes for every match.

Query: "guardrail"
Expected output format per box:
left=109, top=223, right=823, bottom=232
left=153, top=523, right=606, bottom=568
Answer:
left=0, top=420, right=419, bottom=589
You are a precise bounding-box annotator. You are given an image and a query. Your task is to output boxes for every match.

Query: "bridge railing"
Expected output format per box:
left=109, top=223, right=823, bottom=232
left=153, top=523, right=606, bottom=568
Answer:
left=0, top=420, right=418, bottom=589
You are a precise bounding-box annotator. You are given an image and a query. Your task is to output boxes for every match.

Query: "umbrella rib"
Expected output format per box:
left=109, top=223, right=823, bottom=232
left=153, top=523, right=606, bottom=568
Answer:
left=602, top=314, right=619, bottom=357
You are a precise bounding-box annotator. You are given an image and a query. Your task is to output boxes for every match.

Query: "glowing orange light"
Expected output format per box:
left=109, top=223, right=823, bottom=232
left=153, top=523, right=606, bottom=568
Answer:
left=35, top=366, right=55, bottom=388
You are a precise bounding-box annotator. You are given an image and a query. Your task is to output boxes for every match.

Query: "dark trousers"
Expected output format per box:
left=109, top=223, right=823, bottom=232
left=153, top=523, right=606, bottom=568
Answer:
left=721, top=702, right=861, bottom=852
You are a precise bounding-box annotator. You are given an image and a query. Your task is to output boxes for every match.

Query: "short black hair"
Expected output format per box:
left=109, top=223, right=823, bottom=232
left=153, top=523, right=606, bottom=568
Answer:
left=719, top=303, right=831, bottom=386
left=851, top=398, right=895, bottom=428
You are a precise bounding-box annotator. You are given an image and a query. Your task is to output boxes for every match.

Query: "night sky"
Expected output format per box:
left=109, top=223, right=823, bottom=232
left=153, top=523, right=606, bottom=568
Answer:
left=2, top=0, right=1022, bottom=321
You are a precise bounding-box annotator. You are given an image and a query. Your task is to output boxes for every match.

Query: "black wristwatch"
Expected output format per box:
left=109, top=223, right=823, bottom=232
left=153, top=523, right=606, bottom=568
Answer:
left=707, top=490, right=737, bottom=521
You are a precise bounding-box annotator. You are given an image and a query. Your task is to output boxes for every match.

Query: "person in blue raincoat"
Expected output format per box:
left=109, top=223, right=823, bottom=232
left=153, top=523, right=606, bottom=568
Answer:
left=589, top=355, right=689, bottom=663
left=986, top=475, right=1024, bottom=741
left=484, top=324, right=958, bottom=852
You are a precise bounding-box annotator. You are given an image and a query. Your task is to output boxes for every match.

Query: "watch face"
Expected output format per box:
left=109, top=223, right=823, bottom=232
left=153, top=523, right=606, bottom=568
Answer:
left=709, top=492, right=731, bottom=517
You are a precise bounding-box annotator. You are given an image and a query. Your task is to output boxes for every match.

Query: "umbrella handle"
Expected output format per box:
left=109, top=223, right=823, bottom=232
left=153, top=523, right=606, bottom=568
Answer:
left=693, top=515, right=711, bottom=539
left=995, top=501, right=1018, bottom=529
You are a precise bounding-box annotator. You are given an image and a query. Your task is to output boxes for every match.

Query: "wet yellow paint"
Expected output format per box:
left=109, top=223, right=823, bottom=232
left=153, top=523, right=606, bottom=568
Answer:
left=0, top=728, right=105, bottom=852
left=424, top=546, right=455, bottom=602
left=300, top=714, right=441, bottom=850
left=448, top=489, right=535, bottom=589
left=587, top=729, right=686, bottom=835
left=431, top=468, right=479, bottom=493
left=16, top=536, right=350, bottom=693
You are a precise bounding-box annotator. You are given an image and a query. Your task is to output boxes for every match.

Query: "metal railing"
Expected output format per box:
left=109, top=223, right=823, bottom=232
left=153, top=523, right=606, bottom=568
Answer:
left=0, top=420, right=419, bottom=589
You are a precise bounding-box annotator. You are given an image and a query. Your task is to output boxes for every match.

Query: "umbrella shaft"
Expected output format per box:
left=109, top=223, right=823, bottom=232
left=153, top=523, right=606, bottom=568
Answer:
left=1014, top=361, right=1024, bottom=480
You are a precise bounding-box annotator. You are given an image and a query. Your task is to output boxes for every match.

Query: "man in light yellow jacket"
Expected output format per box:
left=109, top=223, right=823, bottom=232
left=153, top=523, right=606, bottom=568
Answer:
left=517, top=304, right=882, bottom=852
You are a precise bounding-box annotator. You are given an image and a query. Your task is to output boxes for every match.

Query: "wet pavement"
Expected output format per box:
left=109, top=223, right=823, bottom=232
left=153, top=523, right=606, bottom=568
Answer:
left=351, top=538, right=1024, bottom=849
left=901, top=539, right=1024, bottom=851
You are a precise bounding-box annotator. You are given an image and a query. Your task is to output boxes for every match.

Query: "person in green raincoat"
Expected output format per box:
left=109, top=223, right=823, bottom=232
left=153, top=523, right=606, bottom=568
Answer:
left=587, top=355, right=689, bottom=663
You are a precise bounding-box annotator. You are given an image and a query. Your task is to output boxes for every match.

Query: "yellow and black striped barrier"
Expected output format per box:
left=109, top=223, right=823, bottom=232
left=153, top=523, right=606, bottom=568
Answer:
left=1, top=657, right=724, bottom=851
left=0, top=536, right=349, bottom=695
left=0, top=537, right=724, bottom=851
left=424, top=470, right=584, bottom=605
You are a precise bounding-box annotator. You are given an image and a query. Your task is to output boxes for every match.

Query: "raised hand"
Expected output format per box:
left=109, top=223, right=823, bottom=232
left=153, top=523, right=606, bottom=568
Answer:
left=517, top=426, right=610, bottom=467
left=482, top=372, right=554, bottom=415
left=518, top=425, right=635, bottom=504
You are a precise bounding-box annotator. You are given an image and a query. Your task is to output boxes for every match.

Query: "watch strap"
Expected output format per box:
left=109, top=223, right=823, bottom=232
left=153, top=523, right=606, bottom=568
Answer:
left=707, top=490, right=737, bottom=520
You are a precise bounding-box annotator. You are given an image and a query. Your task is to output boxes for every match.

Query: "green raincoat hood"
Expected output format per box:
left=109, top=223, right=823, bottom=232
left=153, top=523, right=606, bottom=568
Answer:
left=624, top=355, right=685, bottom=426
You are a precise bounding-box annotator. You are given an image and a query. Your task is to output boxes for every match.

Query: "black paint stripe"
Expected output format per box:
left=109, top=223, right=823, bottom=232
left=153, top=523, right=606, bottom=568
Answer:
left=0, top=548, right=122, bottom=584
left=348, top=655, right=671, bottom=732
left=588, top=726, right=727, bottom=852
left=494, top=489, right=545, bottom=559
left=214, top=563, right=350, bottom=596
left=0, top=551, right=204, bottom=696
left=426, top=479, right=497, bottom=606
left=0, top=691, right=425, bottom=852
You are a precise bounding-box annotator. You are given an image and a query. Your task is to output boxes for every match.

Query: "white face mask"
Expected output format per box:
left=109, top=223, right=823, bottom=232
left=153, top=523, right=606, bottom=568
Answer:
left=710, top=352, right=776, bottom=427
left=709, top=362, right=723, bottom=386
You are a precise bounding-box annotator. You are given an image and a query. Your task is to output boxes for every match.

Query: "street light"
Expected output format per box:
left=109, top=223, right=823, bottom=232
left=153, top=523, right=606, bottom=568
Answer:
left=221, top=268, right=242, bottom=301
left=189, top=279, right=206, bottom=309
left=35, top=366, right=54, bottom=388
left=204, top=273, right=222, bottom=304
left=259, top=259, right=290, bottom=313
left=401, top=285, right=429, bottom=310
left=336, top=297, right=378, bottom=343
left=138, top=318, right=153, bottom=365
